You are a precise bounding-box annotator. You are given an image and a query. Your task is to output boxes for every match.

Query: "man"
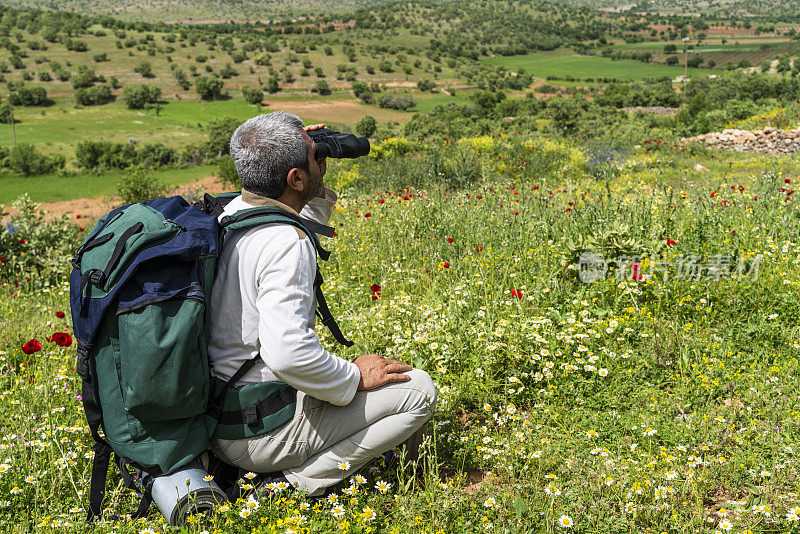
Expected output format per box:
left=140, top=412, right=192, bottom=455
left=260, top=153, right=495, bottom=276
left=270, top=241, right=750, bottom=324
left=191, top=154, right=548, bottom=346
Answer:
left=208, top=111, right=437, bottom=497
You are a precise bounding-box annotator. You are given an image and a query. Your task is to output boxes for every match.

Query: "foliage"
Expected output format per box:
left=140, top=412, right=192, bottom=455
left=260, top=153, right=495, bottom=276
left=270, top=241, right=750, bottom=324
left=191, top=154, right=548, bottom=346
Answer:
left=8, top=85, right=51, bottom=106
left=195, top=74, right=224, bottom=100
left=75, top=141, right=176, bottom=171
left=116, top=166, right=165, bottom=204
left=356, top=115, right=377, bottom=138
left=3, top=144, right=65, bottom=176
left=217, top=155, right=241, bottom=189
left=241, top=86, right=263, bottom=105
left=74, top=83, right=114, bottom=106
left=0, top=194, right=77, bottom=286
left=121, top=84, right=161, bottom=109
left=200, top=116, right=241, bottom=158
left=378, top=94, right=416, bottom=111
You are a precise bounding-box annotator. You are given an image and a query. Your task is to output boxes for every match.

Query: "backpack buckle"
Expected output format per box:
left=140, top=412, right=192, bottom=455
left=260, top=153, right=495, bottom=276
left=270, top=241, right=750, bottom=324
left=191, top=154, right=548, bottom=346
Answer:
left=243, top=405, right=258, bottom=426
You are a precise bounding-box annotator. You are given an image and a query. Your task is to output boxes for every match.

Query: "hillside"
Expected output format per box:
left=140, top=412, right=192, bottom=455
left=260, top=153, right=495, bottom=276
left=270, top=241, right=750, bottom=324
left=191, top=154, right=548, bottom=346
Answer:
left=0, top=0, right=395, bottom=22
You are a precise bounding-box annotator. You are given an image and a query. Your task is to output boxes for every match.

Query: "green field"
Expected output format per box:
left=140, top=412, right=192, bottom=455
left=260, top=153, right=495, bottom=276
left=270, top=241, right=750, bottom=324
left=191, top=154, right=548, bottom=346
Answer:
left=484, top=49, right=706, bottom=80
left=0, top=165, right=215, bottom=205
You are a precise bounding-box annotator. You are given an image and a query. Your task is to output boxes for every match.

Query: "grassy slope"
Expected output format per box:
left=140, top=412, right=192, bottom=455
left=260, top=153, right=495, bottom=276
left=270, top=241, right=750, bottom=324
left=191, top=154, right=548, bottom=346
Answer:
left=0, top=164, right=215, bottom=204
left=484, top=49, right=707, bottom=80
left=3, top=142, right=800, bottom=531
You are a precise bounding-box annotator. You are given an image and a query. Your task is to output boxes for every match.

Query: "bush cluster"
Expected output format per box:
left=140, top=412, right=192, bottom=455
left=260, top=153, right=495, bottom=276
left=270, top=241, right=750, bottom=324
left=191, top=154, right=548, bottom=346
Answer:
left=75, top=141, right=177, bottom=171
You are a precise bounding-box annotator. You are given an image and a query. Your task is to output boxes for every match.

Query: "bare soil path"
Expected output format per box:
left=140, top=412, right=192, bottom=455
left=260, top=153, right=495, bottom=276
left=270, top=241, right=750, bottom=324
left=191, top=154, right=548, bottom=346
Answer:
left=2, top=175, right=227, bottom=224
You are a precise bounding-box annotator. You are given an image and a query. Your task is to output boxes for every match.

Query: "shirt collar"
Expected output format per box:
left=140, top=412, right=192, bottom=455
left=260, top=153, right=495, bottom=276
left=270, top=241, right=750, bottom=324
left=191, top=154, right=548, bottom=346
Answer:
left=240, top=189, right=300, bottom=216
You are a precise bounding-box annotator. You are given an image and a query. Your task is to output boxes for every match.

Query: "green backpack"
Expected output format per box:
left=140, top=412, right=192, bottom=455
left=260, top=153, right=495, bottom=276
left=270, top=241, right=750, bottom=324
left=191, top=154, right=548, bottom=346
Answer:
left=69, top=193, right=352, bottom=520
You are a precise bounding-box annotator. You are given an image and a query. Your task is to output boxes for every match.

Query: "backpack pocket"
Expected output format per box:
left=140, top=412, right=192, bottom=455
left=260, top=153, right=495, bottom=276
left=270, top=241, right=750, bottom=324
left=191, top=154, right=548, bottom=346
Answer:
left=115, top=284, right=209, bottom=422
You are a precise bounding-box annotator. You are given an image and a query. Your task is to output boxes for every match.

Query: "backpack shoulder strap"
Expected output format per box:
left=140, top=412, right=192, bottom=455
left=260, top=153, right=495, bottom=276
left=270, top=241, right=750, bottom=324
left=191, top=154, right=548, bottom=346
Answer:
left=221, top=207, right=334, bottom=261
left=218, top=205, right=353, bottom=347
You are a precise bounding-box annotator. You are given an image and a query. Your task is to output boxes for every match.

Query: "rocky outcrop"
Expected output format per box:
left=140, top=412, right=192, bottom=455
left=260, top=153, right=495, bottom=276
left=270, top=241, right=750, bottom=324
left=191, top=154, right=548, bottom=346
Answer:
left=682, top=127, right=800, bottom=154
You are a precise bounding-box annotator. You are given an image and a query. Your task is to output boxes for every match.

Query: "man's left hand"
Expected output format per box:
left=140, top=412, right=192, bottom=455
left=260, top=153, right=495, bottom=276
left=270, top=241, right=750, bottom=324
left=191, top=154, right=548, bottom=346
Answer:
left=304, top=123, right=328, bottom=197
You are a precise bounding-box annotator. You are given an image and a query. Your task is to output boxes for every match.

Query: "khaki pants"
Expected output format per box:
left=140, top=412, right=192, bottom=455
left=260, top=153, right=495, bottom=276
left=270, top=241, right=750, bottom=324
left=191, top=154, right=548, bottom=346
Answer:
left=211, top=369, right=437, bottom=496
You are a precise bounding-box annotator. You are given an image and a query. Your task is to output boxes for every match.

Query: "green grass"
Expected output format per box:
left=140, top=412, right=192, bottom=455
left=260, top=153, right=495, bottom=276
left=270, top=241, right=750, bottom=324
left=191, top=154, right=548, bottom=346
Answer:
left=484, top=48, right=707, bottom=80
left=4, top=139, right=800, bottom=532
left=0, top=164, right=215, bottom=204
left=0, top=101, right=206, bottom=159
left=410, top=92, right=475, bottom=114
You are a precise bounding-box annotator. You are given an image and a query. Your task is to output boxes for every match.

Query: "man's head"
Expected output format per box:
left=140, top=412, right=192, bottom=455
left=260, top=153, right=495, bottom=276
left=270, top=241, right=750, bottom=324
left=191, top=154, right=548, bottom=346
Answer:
left=229, top=112, right=322, bottom=203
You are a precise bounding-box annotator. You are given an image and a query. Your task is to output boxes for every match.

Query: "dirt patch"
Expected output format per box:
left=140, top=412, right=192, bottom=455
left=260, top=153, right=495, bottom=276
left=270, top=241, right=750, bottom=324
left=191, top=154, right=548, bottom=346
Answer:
left=2, top=174, right=227, bottom=225
left=264, top=99, right=410, bottom=124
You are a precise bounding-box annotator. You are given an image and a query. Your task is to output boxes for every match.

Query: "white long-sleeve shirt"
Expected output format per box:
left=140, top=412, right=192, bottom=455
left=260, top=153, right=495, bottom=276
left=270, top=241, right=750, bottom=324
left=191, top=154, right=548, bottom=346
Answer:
left=207, top=188, right=360, bottom=406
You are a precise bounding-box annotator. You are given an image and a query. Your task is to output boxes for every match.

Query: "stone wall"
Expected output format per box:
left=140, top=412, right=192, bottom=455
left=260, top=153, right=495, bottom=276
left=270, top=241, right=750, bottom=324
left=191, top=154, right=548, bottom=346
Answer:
left=681, top=127, right=800, bottom=154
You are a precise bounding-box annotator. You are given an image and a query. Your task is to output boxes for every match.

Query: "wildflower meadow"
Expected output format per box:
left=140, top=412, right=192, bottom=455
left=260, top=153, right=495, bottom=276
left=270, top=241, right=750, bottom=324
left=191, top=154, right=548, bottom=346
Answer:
left=2, top=134, right=800, bottom=533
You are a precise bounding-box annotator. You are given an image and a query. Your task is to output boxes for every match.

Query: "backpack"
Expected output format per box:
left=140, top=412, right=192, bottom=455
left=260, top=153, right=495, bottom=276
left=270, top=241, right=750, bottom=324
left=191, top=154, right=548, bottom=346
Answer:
left=69, top=192, right=352, bottom=521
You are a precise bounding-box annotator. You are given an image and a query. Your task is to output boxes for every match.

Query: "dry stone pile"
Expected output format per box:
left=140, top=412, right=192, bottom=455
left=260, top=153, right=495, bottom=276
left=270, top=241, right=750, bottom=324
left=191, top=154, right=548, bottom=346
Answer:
left=681, top=127, right=800, bottom=155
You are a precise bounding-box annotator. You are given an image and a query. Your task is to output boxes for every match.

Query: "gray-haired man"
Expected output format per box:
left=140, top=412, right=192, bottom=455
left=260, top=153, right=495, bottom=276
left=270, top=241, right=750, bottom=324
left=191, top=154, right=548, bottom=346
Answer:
left=207, top=112, right=436, bottom=496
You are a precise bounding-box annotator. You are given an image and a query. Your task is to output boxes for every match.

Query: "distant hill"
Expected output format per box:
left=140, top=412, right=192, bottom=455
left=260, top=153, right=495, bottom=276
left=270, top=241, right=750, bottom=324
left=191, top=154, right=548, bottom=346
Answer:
left=544, top=0, right=800, bottom=19
left=0, top=0, right=395, bottom=22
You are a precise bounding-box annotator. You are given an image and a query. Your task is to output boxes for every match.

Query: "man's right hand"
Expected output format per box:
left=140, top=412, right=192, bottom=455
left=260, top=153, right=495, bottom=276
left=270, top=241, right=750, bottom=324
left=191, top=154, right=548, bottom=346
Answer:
left=354, top=353, right=413, bottom=391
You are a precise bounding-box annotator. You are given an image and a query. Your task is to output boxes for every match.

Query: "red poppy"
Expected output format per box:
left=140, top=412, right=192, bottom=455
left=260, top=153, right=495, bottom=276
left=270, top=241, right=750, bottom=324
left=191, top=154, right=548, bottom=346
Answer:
left=18, top=239, right=26, bottom=245
left=447, top=238, right=454, bottom=243
left=370, top=284, right=381, bottom=294
left=76, top=214, right=82, bottom=219
left=364, top=213, right=371, bottom=218
left=21, top=339, right=42, bottom=354
left=666, top=239, right=677, bottom=247
left=475, top=246, right=484, bottom=252
left=56, top=311, right=66, bottom=319
left=632, top=263, right=643, bottom=281
left=710, top=191, right=717, bottom=198
left=442, top=262, right=450, bottom=269
left=47, top=332, right=73, bottom=347
left=510, top=289, right=523, bottom=299
left=0, top=257, right=6, bottom=264
left=78, top=227, right=85, bottom=232
left=403, top=195, right=410, bottom=200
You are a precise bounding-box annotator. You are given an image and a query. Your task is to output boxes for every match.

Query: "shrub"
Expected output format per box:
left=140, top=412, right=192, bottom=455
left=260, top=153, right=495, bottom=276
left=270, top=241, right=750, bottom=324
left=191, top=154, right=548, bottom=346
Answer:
left=75, top=84, right=114, bottom=106
left=0, top=194, right=77, bottom=286
left=5, top=144, right=65, bottom=176
left=201, top=117, right=241, bottom=158
left=122, top=84, right=161, bottom=109
left=313, top=80, right=331, bottom=95
left=417, top=79, right=436, bottom=92
left=378, top=94, right=416, bottom=110
left=242, top=86, right=264, bottom=105
left=71, top=65, right=96, bottom=88
left=356, top=115, right=377, bottom=137
left=134, top=61, right=154, bottom=78
left=8, top=85, right=51, bottom=106
left=75, top=141, right=137, bottom=171
left=117, top=167, right=165, bottom=205
left=217, top=156, right=241, bottom=189
left=195, top=75, right=224, bottom=99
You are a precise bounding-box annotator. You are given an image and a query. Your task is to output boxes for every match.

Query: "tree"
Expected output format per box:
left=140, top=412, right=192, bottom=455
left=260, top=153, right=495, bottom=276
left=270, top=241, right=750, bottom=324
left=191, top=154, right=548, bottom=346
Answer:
left=71, top=65, right=96, bottom=88
left=117, top=167, right=165, bottom=204
left=266, top=76, right=279, bottom=94
left=242, top=86, right=264, bottom=105
left=417, top=79, right=436, bottom=92
left=313, top=80, right=331, bottom=95
left=75, top=84, right=114, bottom=106
left=195, top=75, right=224, bottom=100
left=134, top=61, right=153, bottom=78
left=9, top=85, right=51, bottom=106
left=201, top=117, right=240, bottom=158
left=6, top=144, right=65, bottom=175
left=356, top=115, right=377, bottom=137
left=122, top=85, right=161, bottom=109
left=666, top=56, right=679, bottom=66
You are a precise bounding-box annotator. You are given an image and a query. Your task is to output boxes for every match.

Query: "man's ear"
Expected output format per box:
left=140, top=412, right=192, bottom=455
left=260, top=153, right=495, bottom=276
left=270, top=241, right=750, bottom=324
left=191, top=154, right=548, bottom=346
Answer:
left=286, top=167, right=305, bottom=193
